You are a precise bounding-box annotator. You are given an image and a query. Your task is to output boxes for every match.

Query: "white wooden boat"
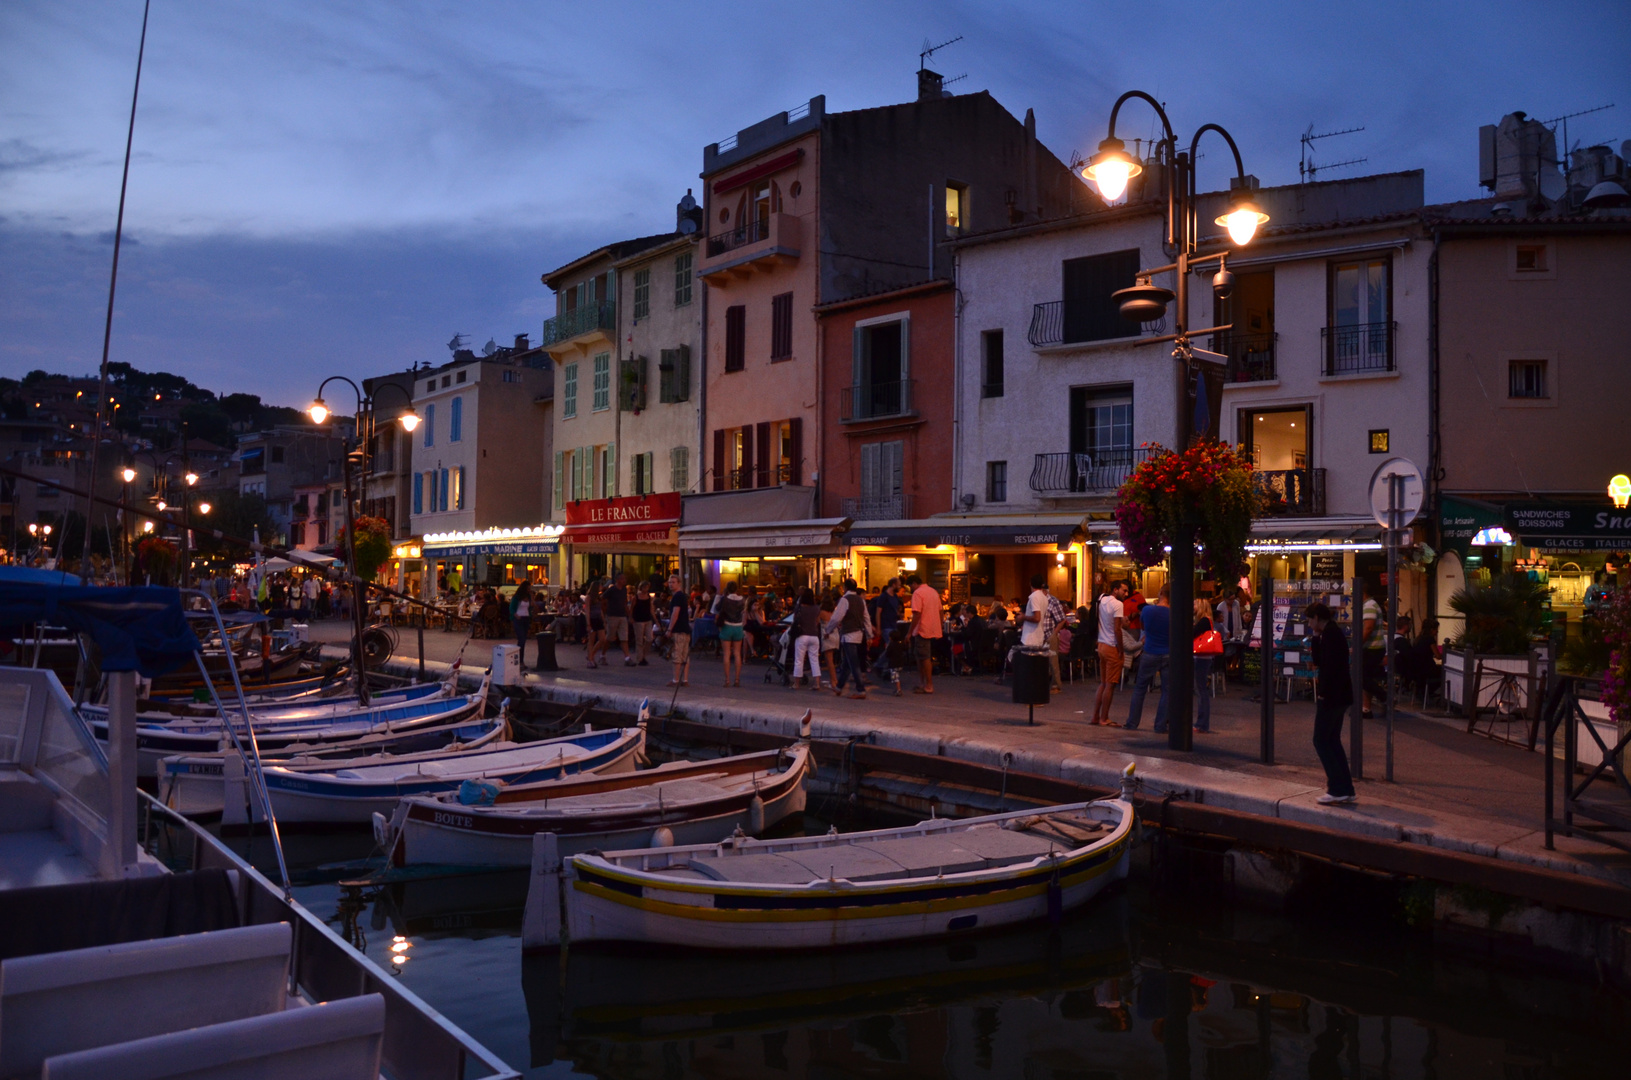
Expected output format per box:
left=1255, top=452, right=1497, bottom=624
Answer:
left=526, top=786, right=1134, bottom=951
left=85, top=676, right=453, bottom=725
left=263, top=725, right=647, bottom=825
left=386, top=744, right=810, bottom=868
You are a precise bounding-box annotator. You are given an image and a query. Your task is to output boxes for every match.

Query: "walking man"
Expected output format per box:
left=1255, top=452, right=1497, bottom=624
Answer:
left=605, top=573, right=633, bottom=666
left=664, top=575, right=690, bottom=687
left=1305, top=601, right=1358, bottom=804
left=825, top=578, right=873, bottom=699
left=1093, top=581, right=1128, bottom=725
left=906, top=575, right=942, bottom=694
left=1124, top=584, right=1171, bottom=732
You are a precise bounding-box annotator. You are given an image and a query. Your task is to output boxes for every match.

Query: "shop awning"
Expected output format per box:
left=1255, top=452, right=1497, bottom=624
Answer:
left=421, top=539, right=560, bottom=558
left=1087, top=517, right=1384, bottom=551
left=678, top=517, right=851, bottom=556
left=563, top=523, right=677, bottom=546
left=844, top=515, right=1087, bottom=550
left=563, top=492, right=680, bottom=547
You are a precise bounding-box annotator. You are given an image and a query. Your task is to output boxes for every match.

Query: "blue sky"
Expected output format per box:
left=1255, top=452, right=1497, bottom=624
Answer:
left=2, top=0, right=1627, bottom=406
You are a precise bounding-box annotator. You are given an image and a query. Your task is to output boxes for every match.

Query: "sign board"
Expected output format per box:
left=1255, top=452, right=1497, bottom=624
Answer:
left=1309, top=552, right=1344, bottom=580
left=423, top=541, right=558, bottom=559
left=1368, top=457, right=1424, bottom=530
left=947, top=572, right=971, bottom=605
left=1440, top=496, right=1505, bottom=553
left=1505, top=503, right=1631, bottom=551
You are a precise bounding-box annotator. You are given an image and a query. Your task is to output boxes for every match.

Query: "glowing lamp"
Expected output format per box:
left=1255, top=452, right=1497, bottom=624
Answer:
left=142, top=521, right=153, bottom=533
left=308, top=398, right=330, bottom=425
left=1215, top=175, right=1269, bottom=246
left=121, top=467, right=136, bottom=483
left=1081, top=136, right=1141, bottom=201
left=198, top=502, right=211, bottom=515
left=1610, top=474, right=1631, bottom=510
left=185, top=471, right=199, bottom=486
left=398, top=409, right=421, bottom=432
left=155, top=500, right=167, bottom=512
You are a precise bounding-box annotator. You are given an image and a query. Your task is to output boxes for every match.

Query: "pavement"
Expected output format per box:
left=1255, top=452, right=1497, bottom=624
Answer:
left=311, top=620, right=1631, bottom=891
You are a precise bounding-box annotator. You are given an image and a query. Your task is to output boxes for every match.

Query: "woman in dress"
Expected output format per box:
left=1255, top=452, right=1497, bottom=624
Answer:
left=1192, top=598, right=1215, bottom=734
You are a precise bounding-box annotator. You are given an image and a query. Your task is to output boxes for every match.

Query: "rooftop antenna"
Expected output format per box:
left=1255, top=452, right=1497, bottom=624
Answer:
left=920, top=35, right=962, bottom=70
left=1539, top=103, right=1614, bottom=172
left=446, top=332, right=467, bottom=354
left=1300, top=123, right=1367, bottom=183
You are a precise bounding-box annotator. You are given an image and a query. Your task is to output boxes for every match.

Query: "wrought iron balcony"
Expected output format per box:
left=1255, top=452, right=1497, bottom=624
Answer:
left=1321, top=321, right=1395, bottom=376
left=1255, top=468, right=1326, bottom=516
left=1209, top=331, right=1278, bottom=383
left=726, top=463, right=795, bottom=490
left=707, top=217, right=771, bottom=257
left=541, top=301, right=616, bottom=347
left=1029, top=448, right=1149, bottom=496
left=1027, top=301, right=1166, bottom=348
left=842, top=493, right=912, bottom=521
left=840, top=380, right=914, bottom=422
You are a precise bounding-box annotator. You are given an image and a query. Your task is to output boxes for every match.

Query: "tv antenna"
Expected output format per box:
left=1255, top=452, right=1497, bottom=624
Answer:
left=1539, top=103, right=1614, bottom=167
left=920, top=35, right=962, bottom=70
left=446, top=332, right=468, bottom=354
left=1300, top=124, right=1367, bottom=183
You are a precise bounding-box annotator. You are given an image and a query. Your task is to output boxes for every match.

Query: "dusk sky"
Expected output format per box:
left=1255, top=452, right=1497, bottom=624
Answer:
left=3, top=1, right=1627, bottom=408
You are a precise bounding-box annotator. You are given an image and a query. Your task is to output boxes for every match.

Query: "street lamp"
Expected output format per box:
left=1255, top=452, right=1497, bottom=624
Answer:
left=1611, top=474, right=1631, bottom=510
left=198, top=501, right=212, bottom=515
left=120, top=466, right=136, bottom=484
left=1084, top=90, right=1271, bottom=753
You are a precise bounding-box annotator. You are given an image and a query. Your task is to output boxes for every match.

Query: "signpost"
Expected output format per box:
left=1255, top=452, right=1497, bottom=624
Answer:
left=1369, top=457, right=1424, bottom=783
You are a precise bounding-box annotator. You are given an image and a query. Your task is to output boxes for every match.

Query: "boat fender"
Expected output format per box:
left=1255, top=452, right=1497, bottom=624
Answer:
left=458, top=779, right=501, bottom=806
left=798, top=709, right=812, bottom=739
left=650, top=826, right=675, bottom=849
left=749, top=795, right=766, bottom=834
left=371, top=812, right=391, bottom=849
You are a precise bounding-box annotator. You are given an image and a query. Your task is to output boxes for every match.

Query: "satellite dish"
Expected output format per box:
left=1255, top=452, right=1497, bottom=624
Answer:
left=482, top=339, right=498, bottom=356
left=678, top=217, right=697, bottom=235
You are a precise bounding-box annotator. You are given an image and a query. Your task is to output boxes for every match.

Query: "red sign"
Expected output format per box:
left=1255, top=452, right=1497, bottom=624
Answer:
left=563, top=492, right=680, bottom=545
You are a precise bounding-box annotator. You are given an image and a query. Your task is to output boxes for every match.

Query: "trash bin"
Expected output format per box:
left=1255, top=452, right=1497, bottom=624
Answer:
left=1012, top=648, right=1052, bottom=706
left=534, top=630, right=559, bottom=673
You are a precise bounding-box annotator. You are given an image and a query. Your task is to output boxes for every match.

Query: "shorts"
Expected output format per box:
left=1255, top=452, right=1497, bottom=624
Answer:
left=669, top=635, right=690, bottom=664
left=719, top=625, right=745, bottom=643
left=910, top=636, right=935, bottom=662
left=604, top=615, right=628, bottom=642
left=1098, top=644, right=1123, bottom=684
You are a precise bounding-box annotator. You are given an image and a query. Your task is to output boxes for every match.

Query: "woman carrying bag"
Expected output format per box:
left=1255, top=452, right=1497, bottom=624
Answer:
left=509, top=582, right=535, bottom=668
left=1192, top=598, right=1224, bottom=734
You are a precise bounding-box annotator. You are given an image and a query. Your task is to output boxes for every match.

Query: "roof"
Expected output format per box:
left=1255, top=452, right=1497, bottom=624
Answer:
left=1420, top=196, right=1631, bottom=233
left=540, top=232, right=681, bottom=287
left=812, top=277, right=953, bottom=314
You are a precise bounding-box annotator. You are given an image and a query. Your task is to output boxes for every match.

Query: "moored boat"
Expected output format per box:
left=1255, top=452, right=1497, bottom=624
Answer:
left=524, top=783, right=1135, bottom=951
left=387, top=743, right=811, bottom=868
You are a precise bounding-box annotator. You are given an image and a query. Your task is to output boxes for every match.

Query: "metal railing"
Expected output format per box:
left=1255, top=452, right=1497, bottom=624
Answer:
left=1029, top=448, right=1148, bottom=495
left=541, top=301, right=616, bottom=347
left=1254, top=468, right=1326, bottom=516
left=707, top=217, right=771, bottom=257
left=840, top=379, right=915, bottom=421
left=1027, top=301, right=1166, bottom=347
left=727, top=463, right=794, bottom=490
left=1209, top=331, right=1278, bottom=383
left=1543, top=675, right=1629, bottom=854
left=1321, top=321, right=1396, bottom=375
left=842, top=493, right=912, bottom=520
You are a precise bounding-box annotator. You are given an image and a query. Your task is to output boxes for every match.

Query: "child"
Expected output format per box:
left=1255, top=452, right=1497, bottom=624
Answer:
left=871, top=626, right=912, bottom=696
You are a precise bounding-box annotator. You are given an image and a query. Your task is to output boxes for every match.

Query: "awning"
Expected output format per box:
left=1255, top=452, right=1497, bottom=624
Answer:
left=563, top=492, right=681, bottom=547
left=562, top=523, right=677, bottom=546
left=679, top=518, right=851, bottom=556
left=421, top=540, right=559, bottom=558
left=288, top=551, right=339, bottom=567
left=844, top=515, right=1086, bottom=550
left=1088, top=517, right=1383, bottom=553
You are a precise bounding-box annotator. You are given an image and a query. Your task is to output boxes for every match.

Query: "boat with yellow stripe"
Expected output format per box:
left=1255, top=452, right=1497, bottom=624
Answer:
left=524, top=768, right=1137, bottom=951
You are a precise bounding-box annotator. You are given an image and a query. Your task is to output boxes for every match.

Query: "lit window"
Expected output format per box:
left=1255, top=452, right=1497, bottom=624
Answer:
left=945, top=182, right=967, bottom=236
left=1369, top=429, right=1389, bottom=453
left=1508, top=359, right=1548, bottom=399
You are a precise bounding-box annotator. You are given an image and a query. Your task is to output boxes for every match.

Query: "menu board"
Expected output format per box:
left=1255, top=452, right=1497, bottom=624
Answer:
left=1309, top=553, right=1344, bottom=581
left=947, top=572, right=971, bottom=604
left=1251, top=579, right=1347, bottom=645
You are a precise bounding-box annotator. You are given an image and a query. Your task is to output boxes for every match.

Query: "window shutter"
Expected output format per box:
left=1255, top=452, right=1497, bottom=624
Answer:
left=658, top=348, right=674, bottom=403
left=860, top=442, right=879, bottom=501
left=755, top=422, right=772, bottom=487
left=638, top=355, right=648, bottom=410
left=571, top=448, right=582, bottom=501
left=884, top=440, right=904, bottom=497
left=786, top=416, right=802, bottom=486
left=604, top=443, right=615, bottom=497
left=439, top=468, right=449, bottom=511
left=413, top=472, right=422, bottom=515
left=671, top=445, right=688, bottom=492
left=424, top=403, right=434, bottom=447
left=898, top=319, right=910, bottom=383
left=644, top=452, right=655, bottom=494
left=676, top=344, right=690, bottom=401
left=450, top=396, right=462, bottom=442
left=713, top=429, right=726, bottom=491
left=738, top=428, right=753, bottom=490
left=553, top=451, right=563, bottom=512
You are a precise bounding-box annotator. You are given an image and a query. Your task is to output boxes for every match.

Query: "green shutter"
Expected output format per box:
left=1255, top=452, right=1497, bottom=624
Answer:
left=553, top=451, right=563, bottom=511
left=604, top=442, right=615, bottom=498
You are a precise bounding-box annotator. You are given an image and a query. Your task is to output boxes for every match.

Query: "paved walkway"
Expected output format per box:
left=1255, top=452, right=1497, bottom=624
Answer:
left=312, top=621, right=1631, bottom=891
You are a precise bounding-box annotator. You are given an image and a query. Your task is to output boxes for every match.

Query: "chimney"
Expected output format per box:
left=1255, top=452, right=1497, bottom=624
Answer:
left=1024, top=108, right=1038, bottom=220
left=1480, top=111, right=1565, bottom=206
left=918, top=68, right=944, bottom=102
left=514, top=333, right=530, bottom=352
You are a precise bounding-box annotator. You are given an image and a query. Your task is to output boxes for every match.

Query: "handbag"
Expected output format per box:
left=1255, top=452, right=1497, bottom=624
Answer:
left=1193, top=629, right=1224, bottom=655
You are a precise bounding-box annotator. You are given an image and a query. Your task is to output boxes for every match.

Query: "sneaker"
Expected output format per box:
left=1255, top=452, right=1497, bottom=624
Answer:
left=1316, top=793, right=1358, bottom=805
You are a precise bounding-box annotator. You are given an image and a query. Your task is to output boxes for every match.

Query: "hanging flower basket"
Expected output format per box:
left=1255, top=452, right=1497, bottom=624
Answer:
left=1114, top=441, right=1262, bottom=583
left=135, top=536, right=179, bottom=586
left=336, top=514, right=393, bottom=583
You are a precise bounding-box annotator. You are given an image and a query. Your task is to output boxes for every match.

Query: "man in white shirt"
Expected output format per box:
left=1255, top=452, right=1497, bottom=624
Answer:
left=1093, top=581, right=1129, bottom=726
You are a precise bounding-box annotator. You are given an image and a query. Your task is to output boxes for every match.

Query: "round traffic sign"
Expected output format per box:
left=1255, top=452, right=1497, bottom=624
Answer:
left=1368, top=457, right=1424, bottom=530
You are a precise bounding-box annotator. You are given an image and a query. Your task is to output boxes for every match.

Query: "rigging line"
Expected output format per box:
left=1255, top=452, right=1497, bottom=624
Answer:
left=81, top=0, right=151, bottom=582
left=1460, top=350, right=1533, bottom=498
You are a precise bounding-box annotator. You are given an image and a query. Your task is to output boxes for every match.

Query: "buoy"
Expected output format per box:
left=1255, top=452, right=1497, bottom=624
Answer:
left=749, top=795, right=766, bottom=834
left=650, top=826, right=674, bottom=848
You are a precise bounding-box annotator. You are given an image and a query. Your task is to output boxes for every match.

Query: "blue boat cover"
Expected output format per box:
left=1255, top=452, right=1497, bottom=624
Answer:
left=0, top=570, right=201, bottom=676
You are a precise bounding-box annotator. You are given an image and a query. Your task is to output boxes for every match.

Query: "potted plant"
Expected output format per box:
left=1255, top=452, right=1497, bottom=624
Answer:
left=338, top=515, right=392, bottom=583
left=1114, top=440, right=1262, bottom=583
left=1444, top=573, right=1549, bottom=712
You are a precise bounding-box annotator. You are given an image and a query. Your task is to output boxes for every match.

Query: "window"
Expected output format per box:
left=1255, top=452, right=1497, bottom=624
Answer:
left=424, top=470, right=437, bottom=512
left=632, top=451, right=655, bottom=496
left=442, top=375, right=451, bottom=388
left=670, top=445, right=689, bottom=492
left=553, top=451, right=564, bottom=511
left=412, top=472, right=423, bottom=514
left=270, top=446, right=285, bottom=464
left=449, top=396, right=462, bottom=442
left=1369, top=429, right=1390, bottom=454
left=592, top=353, right=611, bottom=411
left=1509, top=359, right=1548, bottom=399
left=633, top=268, right=650, bottom=320
left=1515, top=244, right=1548, bottom=273
left=770, top=292, right=794, bottom=360
left=674, top=251, right=693, bottom=307
left=1239, top=407, right=1311, bottom=471
left=423, top=403, right=435, bottom=447
left=1061, top=249, right=1142, bottom=344
left=457, top=369, right=466, bottom=383
left=1326, top=258, right=1392, bottom=374
left=659, top=345, right=691, bottom=403
left=1070, top=385, right=1134, bottom=485
left=563, top=363, right=578, bottom=418
left=859, top=440, right=904, bottom=515
left=724, top=305, right=746, bottom=371
left=452, top=466, right=465, bottom=510
left=503, top=369, right=520, bottom=383
left=986, top=461, right=1007, bottom=503
left=850, top=316, right=910, bottom=419
left=981, top=329, right=1004, bottom=397
left=945, top=182, right=967, bottom=236
left=426, top=379, right=436, bottom=393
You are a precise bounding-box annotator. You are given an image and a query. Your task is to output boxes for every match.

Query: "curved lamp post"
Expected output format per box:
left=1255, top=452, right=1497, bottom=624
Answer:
left=130, top=424, right=203, bottom=587
left=1082, top=91, right=1270, bottom=753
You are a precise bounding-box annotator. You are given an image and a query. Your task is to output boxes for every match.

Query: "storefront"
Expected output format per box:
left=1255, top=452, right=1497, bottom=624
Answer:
left=419, top=525, right=564, bottom=598
left=678, top=518, right=851, bottom=595
left=845, top=515, right=1089, bottom=612
left=561, top=492, right=681, bottom=588
left=382, top=541, right=425, bottom=599
left=1499, top=501, right=1628, bottom=643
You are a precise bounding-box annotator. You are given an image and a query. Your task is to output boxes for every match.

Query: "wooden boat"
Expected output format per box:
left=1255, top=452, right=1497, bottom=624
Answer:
left=89, top=677, right=452, bottom=724
left=262, top=725, right=647, bottom=825
left=526, top=790, right=1134, bottom=951
left=386, top=744, right=810, bottom=868
left=157, top=714, right=505, bottom=817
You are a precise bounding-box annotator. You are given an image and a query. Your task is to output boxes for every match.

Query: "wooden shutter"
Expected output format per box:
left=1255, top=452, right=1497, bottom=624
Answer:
left=553, top=451, right=563, bottom=511
left=671, top=445, right=688, bottom=491
left=739, top=427, right=753, bottom=490
left=883, top=440, right=904, bottom=498
left=676, top=344, right=691, bottom=402
left=755, top=421, right=772, bottom=487
left=571, top=448, right=582, bottom=501
left=860, top=442, right=879, bottom=501
left=604, top=442, right=615, bottom=497
left=712, top=429, right=726, bottom=492
left=787, top=416, right=802, bottom=486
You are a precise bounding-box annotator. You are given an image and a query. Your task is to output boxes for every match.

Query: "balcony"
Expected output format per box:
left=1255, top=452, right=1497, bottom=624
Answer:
left=1321, top=321, right=1395, bottom=376
left=1027, top=301, right=1167, bottom=349
left=843, top=493, right=912, bottom=521
left=1029, top=448, right=1149, bottom=496
left=1255, top=468, right=1326, bottom=516
left=1209, top=331, right=1278, bottom=383
left=726, top=463, right=795, bottom=490
left=542, top=301, right=616, bottom=349
left=700, top=212, right=801, bottom=279
left=840, top=380, right=915, bottom=423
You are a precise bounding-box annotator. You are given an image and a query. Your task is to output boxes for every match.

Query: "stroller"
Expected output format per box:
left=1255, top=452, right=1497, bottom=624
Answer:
left=762, top=615, right=794, bottom=687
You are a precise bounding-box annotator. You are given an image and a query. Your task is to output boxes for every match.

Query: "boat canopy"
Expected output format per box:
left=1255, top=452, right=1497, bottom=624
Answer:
left=0, top=569, right=201, bottom=676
